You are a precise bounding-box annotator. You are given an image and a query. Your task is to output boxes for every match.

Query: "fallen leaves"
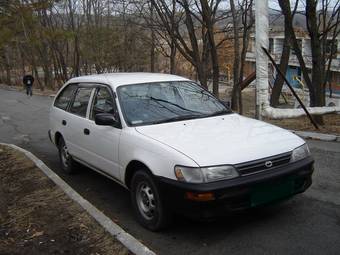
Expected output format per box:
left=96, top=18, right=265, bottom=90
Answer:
left=29, top=230, right=44, bottom=239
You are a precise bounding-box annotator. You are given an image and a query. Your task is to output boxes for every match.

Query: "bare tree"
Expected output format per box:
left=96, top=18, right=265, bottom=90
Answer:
left=270, top=0, right=299, bottom=107
left=278, top=0, right=340, bottom=124
left=230, top=0, right=254, bottom=113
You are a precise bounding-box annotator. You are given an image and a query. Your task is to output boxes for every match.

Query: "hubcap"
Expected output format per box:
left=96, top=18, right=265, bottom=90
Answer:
left=136, top=182, right=156, bottom=220
left=61, top=144, right=70, bottom=167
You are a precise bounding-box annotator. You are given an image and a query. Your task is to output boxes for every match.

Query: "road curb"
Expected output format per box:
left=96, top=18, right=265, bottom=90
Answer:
left=0, top=143, right=156, bottom=255
left=291, top=130, right=340, bottom=142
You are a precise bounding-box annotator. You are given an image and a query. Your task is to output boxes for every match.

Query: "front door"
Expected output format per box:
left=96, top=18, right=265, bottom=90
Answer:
left=86, top=86, right=122, bottom=181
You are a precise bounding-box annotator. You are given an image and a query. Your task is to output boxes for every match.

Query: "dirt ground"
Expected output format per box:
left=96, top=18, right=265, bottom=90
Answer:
left=264, top=114, right=340, bottom=134
left=0, top=145, right=131, bottom=255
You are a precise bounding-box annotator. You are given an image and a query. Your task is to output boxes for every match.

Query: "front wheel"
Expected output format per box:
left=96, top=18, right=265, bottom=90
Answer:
left=130, top=170, right=172, bottom=231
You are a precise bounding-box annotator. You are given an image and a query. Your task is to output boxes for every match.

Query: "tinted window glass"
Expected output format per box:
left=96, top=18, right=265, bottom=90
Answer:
left=90, top=87, right=114, bottom=120
left=54, top=84, right=77, bottom=110
left=69, top=88, right=93, bottom=117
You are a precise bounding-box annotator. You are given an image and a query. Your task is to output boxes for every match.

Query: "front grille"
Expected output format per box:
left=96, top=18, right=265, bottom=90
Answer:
left=235, top=152, right=292, bottom=176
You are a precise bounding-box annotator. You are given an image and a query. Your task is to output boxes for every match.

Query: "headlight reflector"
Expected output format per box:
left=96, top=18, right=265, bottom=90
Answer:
left=174, top=165, right=239, bottom=183
left=290, top=143, right=310, bottom=162
left=201, top=166, right=239, bottom=182
left=174, top=166, right=203, bottom=183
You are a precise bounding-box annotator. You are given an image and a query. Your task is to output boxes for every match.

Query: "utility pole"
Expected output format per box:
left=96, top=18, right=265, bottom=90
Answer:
left=255, top=0, right=269, bottom=120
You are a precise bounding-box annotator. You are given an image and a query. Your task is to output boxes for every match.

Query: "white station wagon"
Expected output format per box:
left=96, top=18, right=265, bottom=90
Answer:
left=49, top=73, right=314, bottom=231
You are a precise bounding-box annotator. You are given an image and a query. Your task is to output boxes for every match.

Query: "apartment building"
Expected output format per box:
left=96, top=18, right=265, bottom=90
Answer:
left=244, top=30, right=340, bottom=96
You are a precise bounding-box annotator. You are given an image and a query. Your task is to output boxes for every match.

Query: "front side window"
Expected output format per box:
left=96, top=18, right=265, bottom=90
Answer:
left=90, top=87, right=115, bottom=120
left=117, top=81, right=230, bottom=126
left=54, top=84, right=77, bottom=110
left=69, top=87, right=93, bottom=117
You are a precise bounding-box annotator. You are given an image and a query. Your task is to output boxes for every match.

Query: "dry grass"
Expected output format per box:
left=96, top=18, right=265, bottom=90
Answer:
left=266, top=114, right=340, bottom=134
left=0, top=145, right=131, bottom=255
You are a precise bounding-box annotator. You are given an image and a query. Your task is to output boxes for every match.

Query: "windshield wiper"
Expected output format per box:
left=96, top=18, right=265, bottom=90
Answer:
left=149, top=96, right=201, bottom=114
left=207, top=109, right=233, bottom=117
left=151, top=109, right=232, bottom=125
left=152, top=114, right=203, bottom=124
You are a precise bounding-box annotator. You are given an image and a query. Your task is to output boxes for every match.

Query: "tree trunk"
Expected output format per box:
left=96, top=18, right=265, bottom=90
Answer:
left=278, top=0, right=316, bottom=106
left=200, top=0, right=219, bottom=97
left=270, top=27, right=291, bottom=107
left=5, top=65, right=11, bottom=86
left=3, top=50, right=11, bottom=85
left=306, top=0, right=324, bottom=124
left=74, top=34, right=80, bottom=76
left=32, top=64, right=44, bottom=91
left=230, top=0, right=241, bottom=112
left=306, top=0, right=325, bottom=107
left=68, top=0, right=80, bottom=77
left=197, top=63, right=208, bottom=89
left=150, top=4, right=156, bottom=72
left=169, top=0, right=176, bottom=74
left=170, top=40, right=176, bottom=74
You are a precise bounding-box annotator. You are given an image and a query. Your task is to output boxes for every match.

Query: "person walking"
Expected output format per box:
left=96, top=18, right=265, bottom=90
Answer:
left=23, top=74, right=34, bottom=96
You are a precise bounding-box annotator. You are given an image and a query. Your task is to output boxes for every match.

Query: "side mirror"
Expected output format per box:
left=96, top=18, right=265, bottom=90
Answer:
left=95, top=113, right=118, bottom=126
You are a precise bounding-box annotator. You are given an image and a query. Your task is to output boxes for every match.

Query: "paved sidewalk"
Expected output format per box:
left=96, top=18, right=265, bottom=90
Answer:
left=291, top=130, right=340, bottom=142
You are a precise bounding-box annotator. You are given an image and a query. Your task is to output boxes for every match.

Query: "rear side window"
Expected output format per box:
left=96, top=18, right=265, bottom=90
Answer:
left=69, top=88, right=93, bottom=117
left=54, top=84, right=77, bottom=110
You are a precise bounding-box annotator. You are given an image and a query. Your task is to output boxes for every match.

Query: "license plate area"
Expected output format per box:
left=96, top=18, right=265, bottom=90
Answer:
left=251, top=177, right=294, bottom=207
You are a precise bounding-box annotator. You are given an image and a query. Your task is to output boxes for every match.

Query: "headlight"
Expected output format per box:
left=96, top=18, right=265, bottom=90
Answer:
left=174, top=165, right=239, bottom=183
left=290, top=143, right=311, bottom=162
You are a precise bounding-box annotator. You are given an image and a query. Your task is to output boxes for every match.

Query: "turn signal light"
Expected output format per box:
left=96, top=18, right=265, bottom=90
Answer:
left=185, top=192, right=215, bottom=201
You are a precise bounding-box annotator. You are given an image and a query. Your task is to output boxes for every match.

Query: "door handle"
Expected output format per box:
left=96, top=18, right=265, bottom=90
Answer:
left=62, top=120, right=67, bottom=126
left=84, top=128, right=90, bottom=135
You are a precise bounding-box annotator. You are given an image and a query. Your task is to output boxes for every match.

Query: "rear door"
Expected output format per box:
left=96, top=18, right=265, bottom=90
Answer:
left=50, top=83, right=78, bottom=146
left=66, top=86, right=95, bottom=160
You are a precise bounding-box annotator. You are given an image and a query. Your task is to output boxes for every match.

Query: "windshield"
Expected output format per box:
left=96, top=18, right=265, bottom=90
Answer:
left=117, top=81, right=231, bottom=126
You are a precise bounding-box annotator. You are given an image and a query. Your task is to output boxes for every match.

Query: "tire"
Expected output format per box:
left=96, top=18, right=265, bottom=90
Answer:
left=130, top=170, right=172, bottom=231
left=58, top=137, right=77, bottom=174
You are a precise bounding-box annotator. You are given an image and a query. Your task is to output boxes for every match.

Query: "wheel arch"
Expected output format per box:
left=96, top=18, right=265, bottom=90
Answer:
left=125, top=160, right=153, bottom=189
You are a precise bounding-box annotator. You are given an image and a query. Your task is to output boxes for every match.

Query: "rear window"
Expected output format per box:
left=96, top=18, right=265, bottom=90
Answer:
left=54, top=84, right=77, bottom=110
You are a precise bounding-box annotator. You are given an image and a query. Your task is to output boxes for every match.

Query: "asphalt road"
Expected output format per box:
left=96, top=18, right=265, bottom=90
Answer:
left=1, top=88, right=339, bottom=255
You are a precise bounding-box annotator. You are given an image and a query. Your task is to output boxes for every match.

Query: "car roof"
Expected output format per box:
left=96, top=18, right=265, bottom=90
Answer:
left=67, top=72, right=190, bottom=89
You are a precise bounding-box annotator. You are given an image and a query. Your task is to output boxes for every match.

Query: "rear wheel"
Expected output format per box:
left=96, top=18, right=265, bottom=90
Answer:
left=130, top=170, right=172, bottom=231
left=58, top=137, right=77, bottom=174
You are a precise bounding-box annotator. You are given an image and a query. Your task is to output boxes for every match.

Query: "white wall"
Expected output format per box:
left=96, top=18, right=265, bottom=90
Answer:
left=274, top=38, right=284, bottom=54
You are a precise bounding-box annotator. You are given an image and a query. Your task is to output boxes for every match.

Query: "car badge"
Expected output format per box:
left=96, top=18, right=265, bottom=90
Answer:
left=265, top=161, right=273, bottom=168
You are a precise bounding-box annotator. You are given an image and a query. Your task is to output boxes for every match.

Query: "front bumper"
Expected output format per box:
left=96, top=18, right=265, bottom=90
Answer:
left=156, top=156, right=314, bottom=218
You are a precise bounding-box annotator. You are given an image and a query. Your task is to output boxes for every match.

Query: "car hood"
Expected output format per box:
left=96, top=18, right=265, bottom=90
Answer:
left=135, top=113, right=305, bottom=166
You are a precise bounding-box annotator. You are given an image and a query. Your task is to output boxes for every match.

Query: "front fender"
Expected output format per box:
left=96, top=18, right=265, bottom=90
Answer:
left=119, top=129, right=198, bottom=182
